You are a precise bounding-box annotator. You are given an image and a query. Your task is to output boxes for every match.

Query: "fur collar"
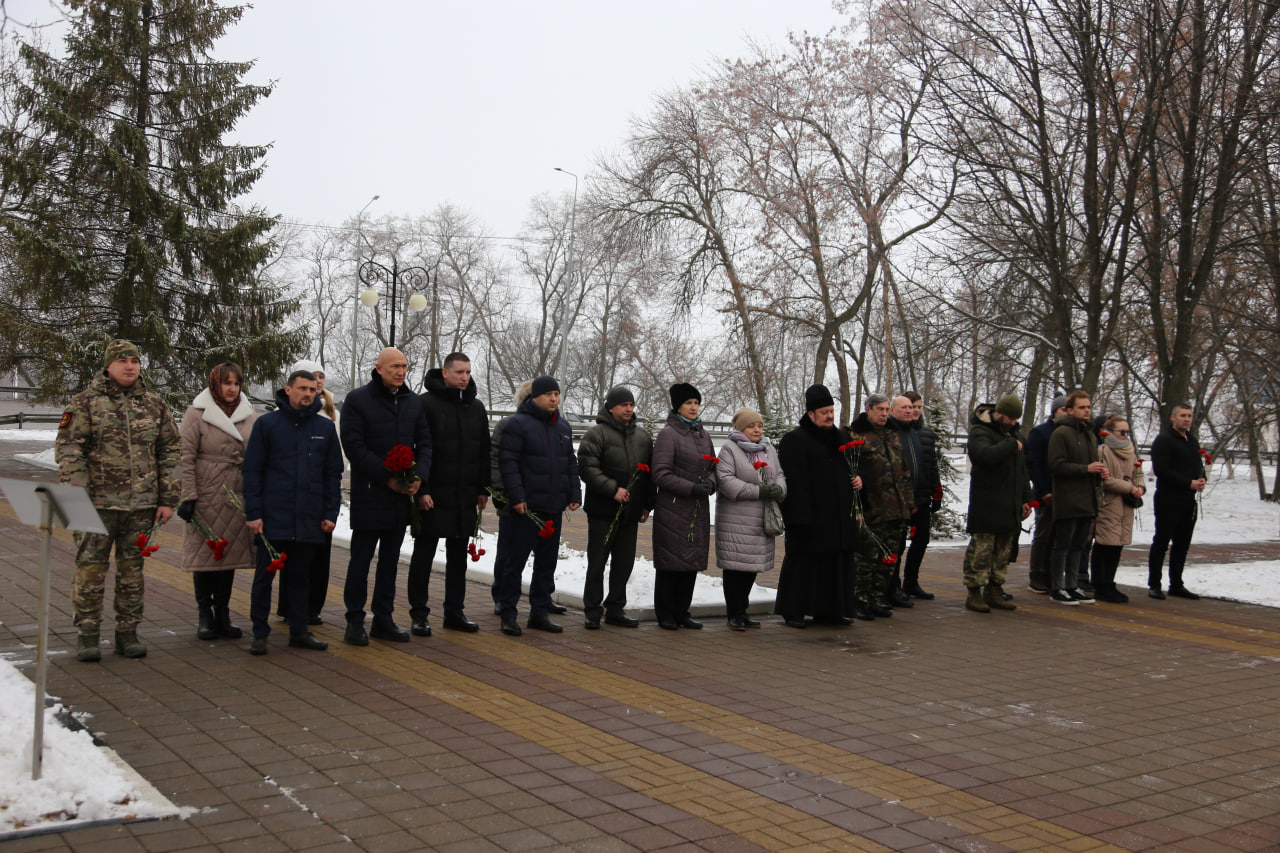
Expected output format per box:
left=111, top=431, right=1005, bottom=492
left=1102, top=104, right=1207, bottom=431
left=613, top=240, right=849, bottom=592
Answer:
left=191, top=388, right=254, bottom=441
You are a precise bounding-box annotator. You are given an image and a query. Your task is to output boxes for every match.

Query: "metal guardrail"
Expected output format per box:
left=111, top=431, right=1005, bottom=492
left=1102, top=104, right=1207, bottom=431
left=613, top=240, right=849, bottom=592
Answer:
left=0, top=413, right=63, bottom=429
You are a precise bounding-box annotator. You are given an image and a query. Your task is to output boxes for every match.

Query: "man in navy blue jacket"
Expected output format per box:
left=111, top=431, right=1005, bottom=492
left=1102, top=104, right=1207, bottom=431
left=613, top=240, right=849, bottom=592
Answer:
left=340, top=348, right=432, bottom=645
left=243, top=370, right=343, bottom=655
left=493, top=375, right=581, bottom=636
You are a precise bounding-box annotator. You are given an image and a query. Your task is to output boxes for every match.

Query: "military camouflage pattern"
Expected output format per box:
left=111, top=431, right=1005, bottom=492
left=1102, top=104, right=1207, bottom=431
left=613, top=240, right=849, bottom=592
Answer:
left=963, top=531, right=1018, bottom=588
left=849, top=415, right=915, bottom=526
left=853, top=520, right=902, bottom=606
left=72, top=509, right=153, bottom=630
left=57, top=371, right=182, bottom=511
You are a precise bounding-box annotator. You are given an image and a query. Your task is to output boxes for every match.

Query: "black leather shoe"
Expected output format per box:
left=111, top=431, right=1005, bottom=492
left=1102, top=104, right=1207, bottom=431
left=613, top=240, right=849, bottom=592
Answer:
left=288, top=632, right=328, bottom=651
left=783, top=617, right=808, bottom=628
left=728, top=616, right=748, bottom=631
left=493, top=604, right=502, bottom=616
left=411, top=619, right=432, bottom=637
left=443, top=612, right=479, bottom=632
left=344, top=622, right=369, bottom=646
left=677, top=616, right=703, bottom=630
left=527, top=616, right=563, bottom=633
left=1169, top=586, right=1200, bottom=600
left=905, top=583, right=935, bottom=600
left=308, top=615, right=323, bottom=626
left=890, top=588, right=915, bottom=608
left=1148, top=588, right=1167, bottom=600
left=658, top=619, right=679, bottom=630
left=604, top=613, right=640, bottom=628
left=584, top=618, right=601, bottom=630
left=547, top=602, right=568, bottom=615
left=853, top=607, right=876, bottom=621
left=870, top=602, right=894, bottom=618
left=249, top=636, right=268, bottom=655
left=838, top=616, right=855, bottom=626
left=501, top=618, right=523, bottom=636
left=741, top=616, right=761, bottom=628
left=370, top=621, right=411, bottom=642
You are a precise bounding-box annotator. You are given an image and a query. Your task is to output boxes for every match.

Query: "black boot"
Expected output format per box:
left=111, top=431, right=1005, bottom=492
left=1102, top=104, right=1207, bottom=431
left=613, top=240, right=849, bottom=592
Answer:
left=194, top=573, right=217, bottom=641
left=212, top=570, right=243, bottom=638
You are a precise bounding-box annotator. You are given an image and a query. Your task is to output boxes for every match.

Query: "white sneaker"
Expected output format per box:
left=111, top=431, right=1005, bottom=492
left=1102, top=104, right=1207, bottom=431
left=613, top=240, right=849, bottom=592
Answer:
left=1070, top=588, right=1096, bottom=604
left=1051, top=589, right=1078, bottom=605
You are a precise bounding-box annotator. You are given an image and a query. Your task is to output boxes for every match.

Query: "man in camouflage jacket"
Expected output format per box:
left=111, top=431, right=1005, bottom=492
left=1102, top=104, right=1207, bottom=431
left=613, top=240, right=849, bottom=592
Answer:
left=850, top=393, right=915, bottom=619
left=56, top=339, right=181, bottom=661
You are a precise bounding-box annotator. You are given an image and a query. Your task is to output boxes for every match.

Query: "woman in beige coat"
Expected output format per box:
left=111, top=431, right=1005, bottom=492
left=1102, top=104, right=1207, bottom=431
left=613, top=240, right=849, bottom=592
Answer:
left=177, top=363, right=258, bottom=640
left=1090, top=414, right=1147, bottom=603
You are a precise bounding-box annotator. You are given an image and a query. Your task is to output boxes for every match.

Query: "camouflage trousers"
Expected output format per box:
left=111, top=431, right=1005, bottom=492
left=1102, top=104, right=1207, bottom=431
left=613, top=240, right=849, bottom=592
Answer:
left=72, top=508, right=154, bottom=631
left=962, top=532, right=1017, bottom=589
left=853, top=520, right=905, bottom=606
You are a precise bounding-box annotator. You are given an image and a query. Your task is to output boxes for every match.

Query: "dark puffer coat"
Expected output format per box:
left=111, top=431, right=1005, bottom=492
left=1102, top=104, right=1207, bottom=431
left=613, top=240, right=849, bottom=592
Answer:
left=498, top=397, right=581, bottom=513
left=420, top=369, right=490, bottom=539
left=242, top=390, right=343, bottom=545
left=1150, top=424, right=1204, bottom=504
left=340, top=371, right=432, bottom=530
left=890, top=416, right=941, bottom=508
left=577, top=405, right=655, bottom=522
left=850, top=412, right=915, bottom=524
left=651, top=412, right=716, bottom=572
left=1048, top=413, right=1104, bottom=520
left=965, top=403, right=1033, bottom=533
left=777, top=416, right=859, bottom=553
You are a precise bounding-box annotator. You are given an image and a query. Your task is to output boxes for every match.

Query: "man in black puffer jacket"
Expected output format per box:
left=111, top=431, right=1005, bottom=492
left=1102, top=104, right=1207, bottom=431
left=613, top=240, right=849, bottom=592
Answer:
left=407, top=353, right=490, bottom=635
left=889, top=392, right=943, bottom=602
left=340, top=348, right=432, bottom=646
left=1147, top=403, right=1207, bottom=600
left=493, top=375, right=581, bottom=636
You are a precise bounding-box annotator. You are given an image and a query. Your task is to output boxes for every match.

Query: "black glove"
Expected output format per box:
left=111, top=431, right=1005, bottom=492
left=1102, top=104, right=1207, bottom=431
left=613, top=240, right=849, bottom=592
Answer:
left=758, top=483, right=784, bottom=502
left=929, top=498, right=942, bottom=513
left=176, top=500, right=196, bottom=522
left=691, top=481, right=716, bottom=497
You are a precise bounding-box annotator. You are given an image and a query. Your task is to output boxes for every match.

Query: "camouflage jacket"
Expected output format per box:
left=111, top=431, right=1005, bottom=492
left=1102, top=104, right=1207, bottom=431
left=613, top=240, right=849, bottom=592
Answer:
left=850, top=412, right=915, bottom=525
left=57, top=372, right=182, bottom=511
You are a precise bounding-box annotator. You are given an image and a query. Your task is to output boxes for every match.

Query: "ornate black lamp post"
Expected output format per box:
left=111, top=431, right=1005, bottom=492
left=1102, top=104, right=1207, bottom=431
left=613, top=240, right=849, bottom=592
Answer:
left=358, top=256, right=429, bottom=348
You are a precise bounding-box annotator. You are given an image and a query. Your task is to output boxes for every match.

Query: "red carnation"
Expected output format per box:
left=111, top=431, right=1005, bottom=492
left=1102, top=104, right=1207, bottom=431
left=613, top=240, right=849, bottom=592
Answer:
left=1028, top=500, right=1040, bottom=509
left=908, top=526, right=917, bottom=538
left=1099, top=430, right=1110, bottom=437
left=636, top=463, right=650, bottom=472
left=136, top=534, right=148, bottom=548
left=702, top=454, right=718, bottom=464
left=753, top=460, right=769, bottom=470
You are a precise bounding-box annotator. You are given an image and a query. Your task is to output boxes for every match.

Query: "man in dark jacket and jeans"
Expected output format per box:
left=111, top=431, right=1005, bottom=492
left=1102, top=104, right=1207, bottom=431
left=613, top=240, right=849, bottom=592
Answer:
left=1047, top=390, right=1109, bottom=605
left=889, top=393, right=942, bottom=602
left=963, top=397, right=1033, bottom=613
left=1147, top=403, right=1207, bottom=600
left=578, top=386, right=654, bottom=629
left=407, top=352, right=490, bottom=635
left=1025, top=395, right=1070, bottom=593
left=341, top=347, right=432, bottom=645
left=494, top=375, right=581, bottom=636
left=243, top=370, right=343, bottom=654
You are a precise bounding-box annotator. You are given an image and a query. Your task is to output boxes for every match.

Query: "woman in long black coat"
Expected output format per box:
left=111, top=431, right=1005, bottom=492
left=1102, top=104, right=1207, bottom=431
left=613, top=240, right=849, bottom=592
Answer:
left=651, top=382, right=717, bottom=630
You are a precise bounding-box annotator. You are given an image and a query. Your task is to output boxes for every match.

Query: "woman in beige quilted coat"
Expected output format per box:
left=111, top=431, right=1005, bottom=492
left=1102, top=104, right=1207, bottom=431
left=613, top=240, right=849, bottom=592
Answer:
left=178, top=363, right=258, bottom=640
left=1090, top=413, right=1147, bottom=603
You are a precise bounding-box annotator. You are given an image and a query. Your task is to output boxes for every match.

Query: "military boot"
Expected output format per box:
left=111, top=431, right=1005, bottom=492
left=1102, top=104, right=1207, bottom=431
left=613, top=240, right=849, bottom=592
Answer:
left=76, top=629, right=101, bottom=663
left=984, top=584, right=1016, bottom=611
left=964, top=586, right=990, bottom=613
left=114, top=630, right=147, bottom=659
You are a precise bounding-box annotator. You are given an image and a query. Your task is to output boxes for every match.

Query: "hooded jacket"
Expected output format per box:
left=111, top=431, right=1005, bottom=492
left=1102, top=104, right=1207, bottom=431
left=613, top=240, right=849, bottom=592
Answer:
left=650, top=411, right=716, bottom=572
left=419, top=368, right=490, bottom=538
left=577, top=403, right=655, bottom=521
left=850, top=411, right=915, bottom=525
left=498, top=396, right=581, bottom=513
left=965, top=403, right=1033, bottom=533
left=1047, top=412, right=1102, bottom=520
left=180, top=389, right=257, bottom=571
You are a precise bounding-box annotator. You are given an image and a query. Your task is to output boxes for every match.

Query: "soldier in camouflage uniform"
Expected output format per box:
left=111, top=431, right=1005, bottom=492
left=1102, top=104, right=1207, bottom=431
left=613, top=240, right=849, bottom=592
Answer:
left=963, top=396, right=1034, bottom=613
left=56, top=339, right=182, bottom=661
left=849, top=393, right=915, bottom=620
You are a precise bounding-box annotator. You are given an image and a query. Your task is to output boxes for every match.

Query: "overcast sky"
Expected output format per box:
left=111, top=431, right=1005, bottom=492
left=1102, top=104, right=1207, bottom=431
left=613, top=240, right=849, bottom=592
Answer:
left=5, top=0, right=849, bottom=239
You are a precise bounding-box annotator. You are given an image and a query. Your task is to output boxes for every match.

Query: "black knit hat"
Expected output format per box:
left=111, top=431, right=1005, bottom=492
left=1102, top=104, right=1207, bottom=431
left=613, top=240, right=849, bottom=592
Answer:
left=531, top=375, right=560, bottom=397
left=604, top=386, right=635, bottom=410
left=804, top=384, right=835, bottom=412
left=669, top=382, right=701, bottom=411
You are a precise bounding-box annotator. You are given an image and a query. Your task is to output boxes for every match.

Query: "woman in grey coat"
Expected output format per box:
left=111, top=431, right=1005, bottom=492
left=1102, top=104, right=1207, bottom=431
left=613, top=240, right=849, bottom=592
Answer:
left=651, top=382, right=717, bottom=630
left=715, top=408, right=787, bottom=630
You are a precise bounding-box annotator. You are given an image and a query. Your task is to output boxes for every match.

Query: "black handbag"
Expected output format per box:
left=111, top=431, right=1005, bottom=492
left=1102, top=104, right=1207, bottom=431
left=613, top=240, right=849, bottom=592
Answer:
left=1122, top=492, right=1143, bottom=508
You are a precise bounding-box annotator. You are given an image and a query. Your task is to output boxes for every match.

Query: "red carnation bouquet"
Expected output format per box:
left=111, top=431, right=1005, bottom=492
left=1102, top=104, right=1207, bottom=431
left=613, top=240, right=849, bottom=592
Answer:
left=689, top=455, right=718, bottom=541
left=136, top=522, right=162, bottom=558
left=838, top=439, right=866, bottom=522
left=385, top=444, right=422, bottom=536
left=606, top=462, right=650, bottom=544
left=184, top=513, right=228, bottom=561
left=224, top=486, right=286, bottom=572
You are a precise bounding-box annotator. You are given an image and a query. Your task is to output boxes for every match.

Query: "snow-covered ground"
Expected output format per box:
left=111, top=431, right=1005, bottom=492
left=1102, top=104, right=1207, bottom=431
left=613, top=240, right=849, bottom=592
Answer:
left=2, top=433, right=1279, bottom=836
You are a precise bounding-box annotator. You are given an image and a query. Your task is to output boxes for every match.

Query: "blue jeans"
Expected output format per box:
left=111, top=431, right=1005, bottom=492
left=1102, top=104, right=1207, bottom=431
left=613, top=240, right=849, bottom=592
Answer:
left=1051, top=517, right=1093, bottom=591
left=344, top=528, right=406, bottom=625
left=493, top=511, right=562, bottom=620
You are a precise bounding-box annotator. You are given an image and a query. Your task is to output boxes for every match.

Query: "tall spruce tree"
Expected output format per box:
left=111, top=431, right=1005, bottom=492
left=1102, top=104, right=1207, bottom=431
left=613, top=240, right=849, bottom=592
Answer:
left=0, top=0, right=302, bottom=400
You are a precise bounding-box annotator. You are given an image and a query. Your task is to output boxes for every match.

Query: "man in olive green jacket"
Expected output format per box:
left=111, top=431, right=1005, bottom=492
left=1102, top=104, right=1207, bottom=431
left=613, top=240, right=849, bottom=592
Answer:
left=1046, top=390, right=1110, bottom=604
left=57, top=339, right=182, bottom=660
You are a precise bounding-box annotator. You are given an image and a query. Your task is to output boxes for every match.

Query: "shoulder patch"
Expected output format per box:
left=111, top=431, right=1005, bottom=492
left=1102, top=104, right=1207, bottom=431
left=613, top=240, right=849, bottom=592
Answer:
left=59, top=411, right=72, bottom=430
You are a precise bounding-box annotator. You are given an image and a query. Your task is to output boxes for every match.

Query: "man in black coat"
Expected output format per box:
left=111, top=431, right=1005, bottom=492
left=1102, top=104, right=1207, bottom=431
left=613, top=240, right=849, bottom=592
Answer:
left=773, top=384, right=861, bottom=628
left=407, top=353, right=490, bottom=635
left=1147, top=403, right=1207, bottom=600
left=340, top=347, right=432, bottom=646
left=1025, top=395, right=1070, bottom=593
left=889, top=392, right=942, bottom=602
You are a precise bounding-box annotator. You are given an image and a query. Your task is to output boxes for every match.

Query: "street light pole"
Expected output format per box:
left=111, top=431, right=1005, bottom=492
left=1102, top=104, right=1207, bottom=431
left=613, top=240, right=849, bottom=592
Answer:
left=359, top=256, right=430, bottom=349
left=352, top=194, right=379, bottom=391
left=553, top=167, right=578, bottom=381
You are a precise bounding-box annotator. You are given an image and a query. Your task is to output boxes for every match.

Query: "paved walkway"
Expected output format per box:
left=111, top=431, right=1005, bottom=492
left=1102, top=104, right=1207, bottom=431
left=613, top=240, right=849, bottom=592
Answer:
left=3, top=482, right=1280, bottom=851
